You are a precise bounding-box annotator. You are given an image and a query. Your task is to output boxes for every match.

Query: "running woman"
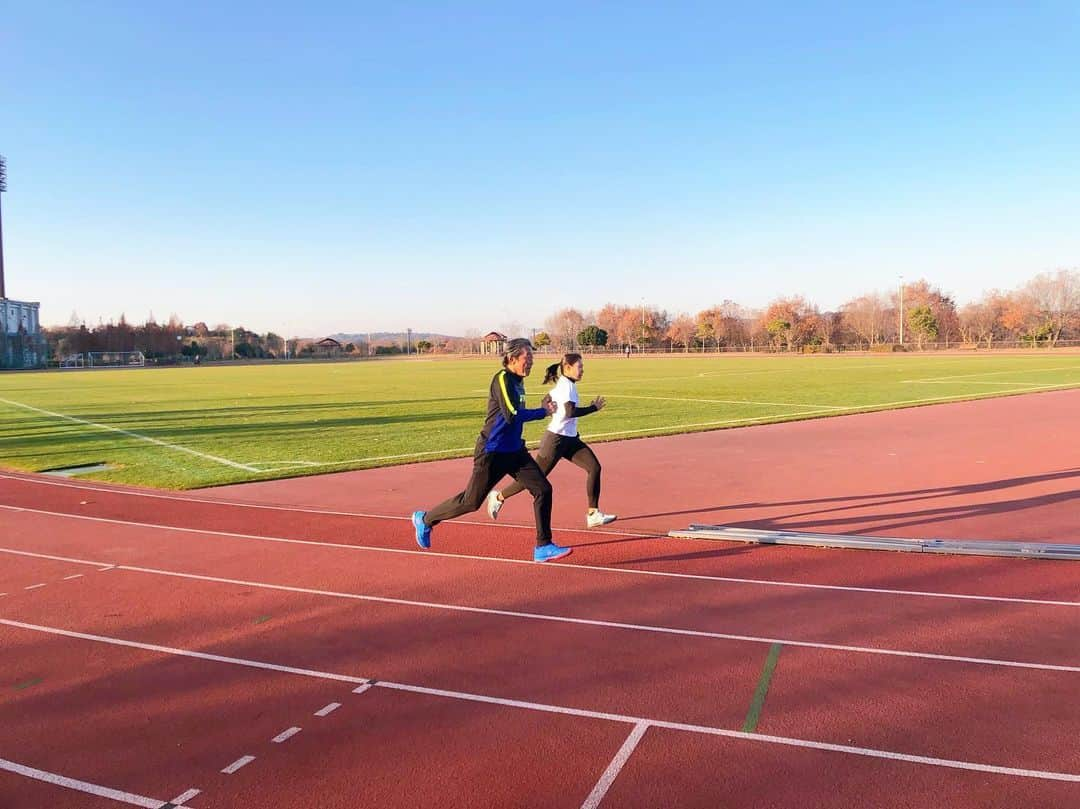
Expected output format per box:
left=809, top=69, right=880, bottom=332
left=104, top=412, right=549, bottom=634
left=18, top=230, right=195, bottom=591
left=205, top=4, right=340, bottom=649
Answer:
left=412, top=338, right=574, bottom=562
left=486, top=353, right=616, bottom=528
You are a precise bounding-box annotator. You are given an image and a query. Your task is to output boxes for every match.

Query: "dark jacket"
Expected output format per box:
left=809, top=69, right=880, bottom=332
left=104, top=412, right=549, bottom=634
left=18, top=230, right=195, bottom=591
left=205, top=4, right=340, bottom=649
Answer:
left=476, top=369, right=547, bottom=455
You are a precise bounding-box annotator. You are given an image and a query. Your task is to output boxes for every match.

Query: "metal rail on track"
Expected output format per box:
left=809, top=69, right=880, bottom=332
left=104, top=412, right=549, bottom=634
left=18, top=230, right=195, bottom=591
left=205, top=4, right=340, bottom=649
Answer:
left=669, top=525, right=1080, bottom=560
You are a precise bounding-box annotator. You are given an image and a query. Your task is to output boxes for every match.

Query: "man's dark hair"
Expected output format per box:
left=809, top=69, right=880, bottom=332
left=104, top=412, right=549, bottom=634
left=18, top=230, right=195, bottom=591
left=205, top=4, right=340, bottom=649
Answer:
left=502, top=337, right=534, bottom=367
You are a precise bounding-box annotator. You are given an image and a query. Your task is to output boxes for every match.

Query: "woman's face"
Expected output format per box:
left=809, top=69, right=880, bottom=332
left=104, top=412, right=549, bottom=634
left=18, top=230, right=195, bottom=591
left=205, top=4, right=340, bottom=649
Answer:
left=565, top=359, right=584, bottom=380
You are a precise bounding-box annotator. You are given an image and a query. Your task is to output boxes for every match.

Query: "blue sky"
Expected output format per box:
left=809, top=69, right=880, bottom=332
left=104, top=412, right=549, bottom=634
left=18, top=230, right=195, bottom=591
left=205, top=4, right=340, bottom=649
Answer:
left=4, top=2, right=1078, bottom=337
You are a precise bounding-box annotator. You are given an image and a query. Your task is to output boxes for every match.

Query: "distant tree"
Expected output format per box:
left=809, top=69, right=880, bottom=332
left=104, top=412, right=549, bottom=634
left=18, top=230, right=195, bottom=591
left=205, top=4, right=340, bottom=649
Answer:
left=416, top=340, right=433, bottom=353
left=532, top=331, right=551, bottom=349
left=576, top=325, right=608, bottom=350
left=666, top=315, right=696, bottom=352
left=907, top=306, right=938, bottom=349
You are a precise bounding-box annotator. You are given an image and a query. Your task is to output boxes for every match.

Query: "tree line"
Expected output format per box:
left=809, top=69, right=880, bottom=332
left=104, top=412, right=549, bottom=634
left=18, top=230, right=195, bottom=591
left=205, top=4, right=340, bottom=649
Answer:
left=538, top=269, right=1080, bottom=352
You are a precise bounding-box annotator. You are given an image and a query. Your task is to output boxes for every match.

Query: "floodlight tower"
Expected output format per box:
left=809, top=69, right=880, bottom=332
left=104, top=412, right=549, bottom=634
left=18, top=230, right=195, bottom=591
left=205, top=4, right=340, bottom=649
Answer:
left=0, top=154, right=7, bottom=300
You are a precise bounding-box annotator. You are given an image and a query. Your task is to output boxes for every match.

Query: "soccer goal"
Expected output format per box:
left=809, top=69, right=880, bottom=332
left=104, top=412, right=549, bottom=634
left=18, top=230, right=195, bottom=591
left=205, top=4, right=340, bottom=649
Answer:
left=59, top=353, right=86, bottom=369
left=87, top=351, right=146, bottom=368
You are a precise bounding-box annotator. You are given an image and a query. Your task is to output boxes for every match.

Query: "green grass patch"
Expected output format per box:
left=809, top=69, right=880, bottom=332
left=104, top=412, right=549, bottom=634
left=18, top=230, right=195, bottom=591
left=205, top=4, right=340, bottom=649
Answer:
left=1, top=353, right=1078, bottom=490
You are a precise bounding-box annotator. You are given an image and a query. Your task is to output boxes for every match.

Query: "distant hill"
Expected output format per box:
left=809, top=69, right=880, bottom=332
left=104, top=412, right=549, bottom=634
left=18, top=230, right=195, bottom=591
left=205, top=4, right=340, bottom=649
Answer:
left=330, top=332, right=461, bottom=344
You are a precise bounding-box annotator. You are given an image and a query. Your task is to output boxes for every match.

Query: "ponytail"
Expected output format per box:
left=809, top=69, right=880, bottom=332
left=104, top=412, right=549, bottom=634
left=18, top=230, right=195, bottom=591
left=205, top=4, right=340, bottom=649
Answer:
left=544, top=352, right=582, bottom=385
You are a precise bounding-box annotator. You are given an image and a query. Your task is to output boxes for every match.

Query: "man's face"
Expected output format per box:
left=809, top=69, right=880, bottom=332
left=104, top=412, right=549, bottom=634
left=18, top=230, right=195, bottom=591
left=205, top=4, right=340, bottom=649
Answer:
left=507, top=348, right=533, bottom=376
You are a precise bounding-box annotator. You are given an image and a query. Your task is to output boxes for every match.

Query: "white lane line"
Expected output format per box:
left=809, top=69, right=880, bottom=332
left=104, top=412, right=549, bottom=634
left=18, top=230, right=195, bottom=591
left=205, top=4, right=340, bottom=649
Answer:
left=168, top=788, right=201, bottom=805
left=352, top=683, right=373, bottom=695
left=581, top=722, right=649, bottom=809
left=1, top=562, right=1077, bottom=673
left=221, top=755, right=255, bottom=775
left=0, top=618, right=371, bottom=685
left=24, top=583, right=47, bottom=590
left=0, top=396, right=259, bottom=472
left=4, top=508, right=1077, bottom=609
left=5, top=619, right=1079, bottom=783
left=0, top=756, right=175, bottom=808
left=271, top=727, right=302, bottom=743
left=63, top=574, right=84, bottom=580
left=0, top=488, right=655, bottom=540
left=315, top=702, right=342, bottom=716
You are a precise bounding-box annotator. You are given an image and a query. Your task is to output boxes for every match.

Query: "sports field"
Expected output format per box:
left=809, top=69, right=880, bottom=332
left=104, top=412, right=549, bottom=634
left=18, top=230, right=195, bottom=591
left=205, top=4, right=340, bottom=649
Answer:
left=1, top=352, right=1078, bottom=489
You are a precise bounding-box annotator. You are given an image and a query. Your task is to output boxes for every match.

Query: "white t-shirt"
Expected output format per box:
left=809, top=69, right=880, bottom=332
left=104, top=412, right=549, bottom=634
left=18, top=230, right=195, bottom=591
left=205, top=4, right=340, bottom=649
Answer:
left=546, top=375, right=579, bottom=437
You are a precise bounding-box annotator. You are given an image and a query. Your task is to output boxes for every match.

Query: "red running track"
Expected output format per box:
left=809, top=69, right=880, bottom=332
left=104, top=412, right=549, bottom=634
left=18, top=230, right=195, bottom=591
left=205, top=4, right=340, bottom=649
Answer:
left=1, top=390, right=1079, bottom=807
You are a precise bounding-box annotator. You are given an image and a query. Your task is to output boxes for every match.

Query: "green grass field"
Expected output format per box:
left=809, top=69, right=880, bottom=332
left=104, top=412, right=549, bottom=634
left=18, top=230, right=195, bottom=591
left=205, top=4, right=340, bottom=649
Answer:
left=2, top=353, right=1078, bottom=490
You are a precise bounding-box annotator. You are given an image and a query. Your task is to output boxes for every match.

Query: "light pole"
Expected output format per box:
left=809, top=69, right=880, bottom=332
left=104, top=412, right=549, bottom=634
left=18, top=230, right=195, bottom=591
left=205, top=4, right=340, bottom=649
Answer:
left=640, top=298, right=646, bottom=354
left=898, top=276, right=905, bottom=345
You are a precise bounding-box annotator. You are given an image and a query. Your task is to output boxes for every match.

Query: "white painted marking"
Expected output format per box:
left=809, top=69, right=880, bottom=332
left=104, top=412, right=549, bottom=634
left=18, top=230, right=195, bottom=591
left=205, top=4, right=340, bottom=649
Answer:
left=4, top=620, right=1077, bottom=783
left=0, top=396, right=259, bottom=471
left=610, top=394, right=847, bottom=410
left=24, top=583, right=47, bottom=590
left=352, top=683, right=373, bottom=695
left=272, top=726, right=302, bottom=743
left=2, top=561, right=1078, bottom=672
left=581, top=722, right=649, bottom=809
left=315, top=702, right=342, bottom=716
left=903, top=366, right=1079, bottom=383
left=63, top=574, right=84, bottom=580
left=98, top=565, right=117, bottom=571
left=169, top=787, right=201, bottom=805
left=0, top=618, right=370, bottom=684
left=221, top=755, right=256, bottom=774
left=4, top=508, right=1076, bottom=608
left=0, top=756, right=172, bottom=807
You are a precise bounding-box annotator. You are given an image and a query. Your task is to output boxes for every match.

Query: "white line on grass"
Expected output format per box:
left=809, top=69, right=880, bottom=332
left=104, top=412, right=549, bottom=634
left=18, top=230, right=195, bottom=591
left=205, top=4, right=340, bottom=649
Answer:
left=3, top=620, right=1078, bottom=784
left=581, top=722, right=649, bottom=809
left=0, top=396, right=258, bottom=472
left=902, top=366, right=1080, bottom=383
left=0, top=756, right=184, bottom=808
left=606, top=395, right=848, bottom=410
left=1, top=555, right=1077, bottom=671
left=2, top=513, right=1078, bottom=608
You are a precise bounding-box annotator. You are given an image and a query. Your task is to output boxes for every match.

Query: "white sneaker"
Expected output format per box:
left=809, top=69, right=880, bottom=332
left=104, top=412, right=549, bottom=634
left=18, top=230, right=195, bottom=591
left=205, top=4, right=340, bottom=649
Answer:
left=586, top=510, right=617, bottom=528
left=486, top=490, right=504, bottom=520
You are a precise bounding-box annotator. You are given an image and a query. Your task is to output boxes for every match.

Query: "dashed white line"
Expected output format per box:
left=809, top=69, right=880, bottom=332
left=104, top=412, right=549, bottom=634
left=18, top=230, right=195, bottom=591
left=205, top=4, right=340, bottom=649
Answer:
left=581, top=722, right=649, bottom=809
left=0, top=756, right=174, bottom=808
left=221, top=755, right=256, bottom=774
left=5, top=618, right=1078, bottom=783
left=168, top=787, right=201, bottom=805
left=315, top=702, right=342, bottom=717
left=24, top=583, right=46, bottom=590
left=352, top=683, right=373, bottom=695
left=272, top=727, right=302, bottom=743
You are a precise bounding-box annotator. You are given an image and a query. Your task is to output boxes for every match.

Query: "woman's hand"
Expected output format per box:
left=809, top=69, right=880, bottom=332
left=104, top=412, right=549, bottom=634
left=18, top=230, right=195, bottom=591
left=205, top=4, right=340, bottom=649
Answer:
left=542, top=393, right=557, bottom=414
left=591, top=396, right=606, bottom=411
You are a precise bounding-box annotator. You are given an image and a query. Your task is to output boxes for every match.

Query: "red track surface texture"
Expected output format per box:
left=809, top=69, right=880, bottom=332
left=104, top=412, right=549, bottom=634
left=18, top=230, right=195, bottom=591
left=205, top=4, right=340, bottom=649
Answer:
left=1, top=390, right=1079, bottom=808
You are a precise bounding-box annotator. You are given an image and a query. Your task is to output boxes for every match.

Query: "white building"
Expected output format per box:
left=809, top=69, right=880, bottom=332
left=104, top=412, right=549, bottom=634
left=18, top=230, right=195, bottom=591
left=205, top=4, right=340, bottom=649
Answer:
left=0, top=298, right=44, bottom=369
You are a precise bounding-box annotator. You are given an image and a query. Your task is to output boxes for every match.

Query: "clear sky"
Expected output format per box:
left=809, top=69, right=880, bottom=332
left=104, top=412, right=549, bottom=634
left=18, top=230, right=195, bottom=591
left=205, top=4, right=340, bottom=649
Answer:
left=4, top=2, right=1078, bottom=337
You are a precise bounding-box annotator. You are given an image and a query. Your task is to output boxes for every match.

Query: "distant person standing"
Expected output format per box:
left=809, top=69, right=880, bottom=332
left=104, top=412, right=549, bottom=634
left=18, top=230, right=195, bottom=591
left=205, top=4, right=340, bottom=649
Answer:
left=412, top=338, right=573, bottom=562
left=624, top=344, right=631, bottom=358
left=487, top=353, right=616, bottom=528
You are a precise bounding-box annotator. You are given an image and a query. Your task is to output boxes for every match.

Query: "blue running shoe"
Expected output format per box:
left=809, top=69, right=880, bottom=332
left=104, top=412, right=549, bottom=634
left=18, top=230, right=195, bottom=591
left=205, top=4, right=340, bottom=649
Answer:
left=533, top=542, right=572, bottom=563
left=412, top=510, right=431, bottom=549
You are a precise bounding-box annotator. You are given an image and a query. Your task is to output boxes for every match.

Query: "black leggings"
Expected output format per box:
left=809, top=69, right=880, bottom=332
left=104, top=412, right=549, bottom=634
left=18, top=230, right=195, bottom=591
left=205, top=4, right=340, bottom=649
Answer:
left=501, top=433, right=601, bottom=509
left=424, top=448, right=553, bottom=546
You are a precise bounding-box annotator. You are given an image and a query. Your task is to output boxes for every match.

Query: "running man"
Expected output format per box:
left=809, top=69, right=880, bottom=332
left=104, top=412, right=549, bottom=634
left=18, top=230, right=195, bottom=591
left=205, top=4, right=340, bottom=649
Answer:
left=487, top=352, right=616, bottom=528
left=412, top=338, right=574, bottom=562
